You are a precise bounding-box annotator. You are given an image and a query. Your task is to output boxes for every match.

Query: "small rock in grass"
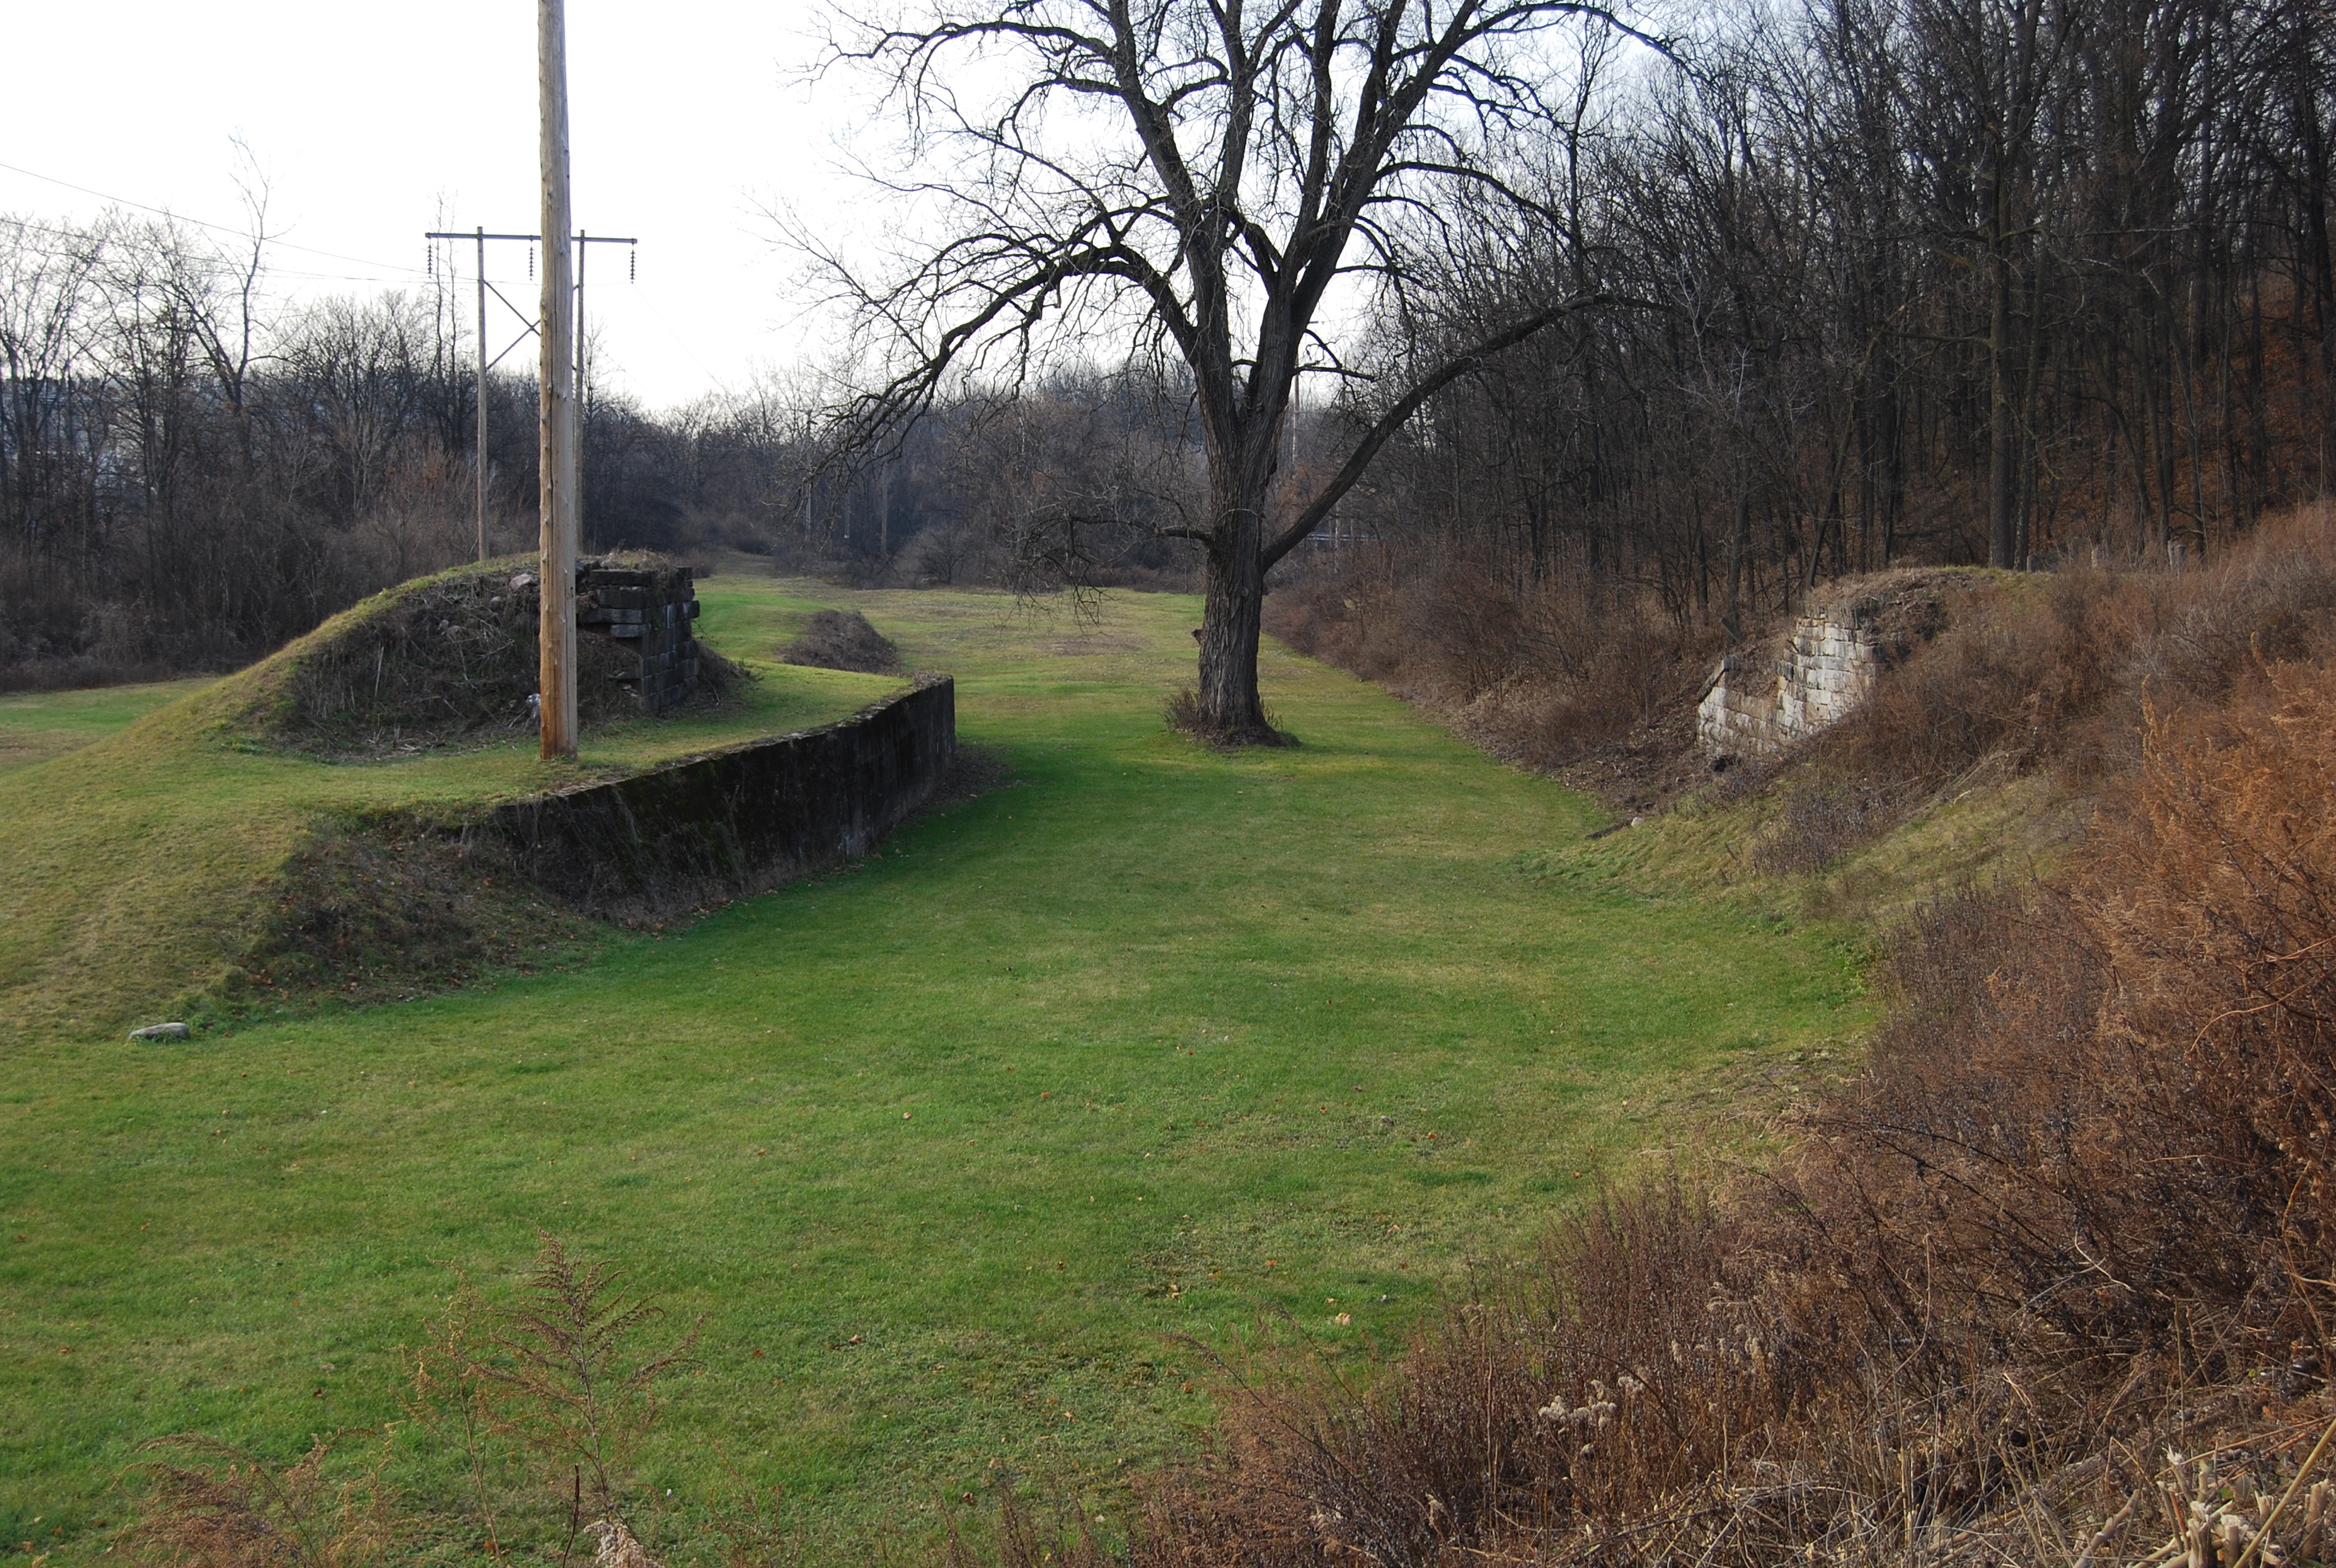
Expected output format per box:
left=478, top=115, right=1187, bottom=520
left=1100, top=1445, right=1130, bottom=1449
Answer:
left=128, top=1022, right=192, bottom=1041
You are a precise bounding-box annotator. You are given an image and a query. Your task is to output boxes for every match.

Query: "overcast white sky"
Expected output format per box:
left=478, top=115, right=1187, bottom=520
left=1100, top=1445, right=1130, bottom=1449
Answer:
left=6, top=1, right=868, bottom=411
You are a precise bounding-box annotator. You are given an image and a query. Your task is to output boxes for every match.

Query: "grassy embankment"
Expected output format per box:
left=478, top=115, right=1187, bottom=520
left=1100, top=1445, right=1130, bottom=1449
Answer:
left=1578, top=765, right=2080, bottom=932
left=0, top=580, right=1866, bottom=1560
left=0, top=681, right=214, bottom=777
left=0, top=582, right=902, bottom=1040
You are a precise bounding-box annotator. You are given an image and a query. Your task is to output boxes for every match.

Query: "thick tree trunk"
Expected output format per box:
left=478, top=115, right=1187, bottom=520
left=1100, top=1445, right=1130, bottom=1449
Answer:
left=1988, top=239, right=2020, bottom=569
left=1722, top=482, right=1751, bottom=637
left=1196, top=494, right=1270, bottom=737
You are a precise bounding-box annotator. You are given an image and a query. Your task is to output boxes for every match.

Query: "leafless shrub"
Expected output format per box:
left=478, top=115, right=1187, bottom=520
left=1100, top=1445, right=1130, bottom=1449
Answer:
left=2086, top=668, right=2336, bottom=1262
left=0, top=565, right=174, bottom=690
left=398, top=1234, right=698, bottom=1564
left=942, top=1477, right=1117, bottom=1568
left=472, top=1232, right=700, bottom=1536
left=402, top=1276, right=519, bottom=1561
left=1829, top=506, right=2336, bottom=794
left=1162, top=686, right=1206, bottom=734
left=1751, top=777, right=1904, bottom=874
left=1827, top=573, right=2135, bottom=788
left=1165, top=686, right=1295, bottom=749
left=897, top=514, right=996, bottom=587
left=117, top=1238, right=771, bottom=1566
left=1267, top=548, right=1717, bottom=770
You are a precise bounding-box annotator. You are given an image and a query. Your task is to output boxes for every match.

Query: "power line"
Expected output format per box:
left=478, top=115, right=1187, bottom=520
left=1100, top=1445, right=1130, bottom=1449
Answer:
left=2, top=211, right=423, bottom=287
left=628, top=288, right=732, bottom=396
left=0, top=157, right=430, bottom=276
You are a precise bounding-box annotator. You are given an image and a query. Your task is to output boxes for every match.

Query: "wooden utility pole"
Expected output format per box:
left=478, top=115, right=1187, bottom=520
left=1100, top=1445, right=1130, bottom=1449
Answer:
left=538, top=0, right=578, bottom=760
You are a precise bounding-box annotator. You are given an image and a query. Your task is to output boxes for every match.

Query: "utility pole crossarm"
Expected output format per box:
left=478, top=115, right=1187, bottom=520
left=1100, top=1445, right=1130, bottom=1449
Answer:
left=424, top=231, right=637, bottom=244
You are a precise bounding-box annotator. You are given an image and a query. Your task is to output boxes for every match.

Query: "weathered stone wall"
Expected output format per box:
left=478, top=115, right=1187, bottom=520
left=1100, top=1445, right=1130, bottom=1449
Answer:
left=1696, top=574, right=1957, bottom=758
left=1697, top=614, right=1883, bottom=757
left=474, top=676, right=954, bottom=922
left=577, top=561, right=701, bottom=715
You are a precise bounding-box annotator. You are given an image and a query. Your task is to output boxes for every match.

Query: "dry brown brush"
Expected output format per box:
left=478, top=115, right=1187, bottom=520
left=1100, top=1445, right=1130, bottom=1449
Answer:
left=1737, top=507, right=2336, bottom=876
left=1267, top=546, right=1716, bottom=774
left=1826, top=507, right=2336, bottom=797
left=1274, top=507, right=2336, bottom=830
left=400, top=1232, right=701, bottom=1562
left=119, top=1234, right=702, bottom=1568
left=1164, top=686, right=1296, bottom=749
left=116, top=1433, right=403, bottom=1568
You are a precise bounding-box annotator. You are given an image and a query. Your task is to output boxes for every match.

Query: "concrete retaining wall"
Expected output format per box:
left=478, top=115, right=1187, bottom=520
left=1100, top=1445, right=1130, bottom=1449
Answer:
left=474, top=677, right=954, bottom=922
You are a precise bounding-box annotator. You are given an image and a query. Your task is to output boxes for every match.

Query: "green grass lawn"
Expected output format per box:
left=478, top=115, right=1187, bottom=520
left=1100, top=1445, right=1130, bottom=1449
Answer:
left=0, top=680, right=217, bottom=777
left=0, top=581, right=1867, bottom=1562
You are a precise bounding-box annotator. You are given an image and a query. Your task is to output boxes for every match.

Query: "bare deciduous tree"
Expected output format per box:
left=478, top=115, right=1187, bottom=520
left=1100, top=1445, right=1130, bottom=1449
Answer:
left=815, top=0, right=1661, bottom=739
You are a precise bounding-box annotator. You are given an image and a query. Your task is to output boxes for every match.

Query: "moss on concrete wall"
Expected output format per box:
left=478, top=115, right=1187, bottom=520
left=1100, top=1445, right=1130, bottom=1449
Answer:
left=475, top=677, right=956, bottom=923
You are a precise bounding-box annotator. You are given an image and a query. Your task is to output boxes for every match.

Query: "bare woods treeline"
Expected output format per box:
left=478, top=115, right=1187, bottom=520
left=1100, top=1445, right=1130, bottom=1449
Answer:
left=0, top=212, right=1087, bottom=689
left=1329, top=0, right=2333, bottom=628
left=2, top=211, right=476, bottom=686
left=6, top=0, right=2331, bottom=690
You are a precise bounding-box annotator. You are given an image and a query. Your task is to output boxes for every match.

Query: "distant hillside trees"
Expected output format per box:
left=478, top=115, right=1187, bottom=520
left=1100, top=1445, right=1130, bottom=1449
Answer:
left=0, top=219, right=873, bottom=684
left=4, top=0, right=2326, bottom=690
left=788, top=0, right=2329, bottom=732
left=0, top=204, right=1197, bottom=686
left=0, top=211, right=480, bottom=681
left=1333, top=0, right=2334, bottom=628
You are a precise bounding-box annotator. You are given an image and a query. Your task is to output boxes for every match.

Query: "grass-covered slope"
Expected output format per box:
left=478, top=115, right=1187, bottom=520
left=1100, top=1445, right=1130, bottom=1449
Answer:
left=0, top=572, right=904, bottom=1038
left=0, top=679, right=214, bottom=778
left=0, top=580, right=1866, bottom=1560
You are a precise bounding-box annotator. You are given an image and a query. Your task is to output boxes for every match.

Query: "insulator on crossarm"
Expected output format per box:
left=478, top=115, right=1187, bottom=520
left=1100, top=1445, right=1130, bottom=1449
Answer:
left=528, top=244, right=535, bottom=280
left=629, top=248, right=636, bottom=281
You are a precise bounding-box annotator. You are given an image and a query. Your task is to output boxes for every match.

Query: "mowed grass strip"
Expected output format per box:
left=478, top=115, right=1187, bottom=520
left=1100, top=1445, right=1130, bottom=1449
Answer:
left=0, top=582, right=1865, bottom=1558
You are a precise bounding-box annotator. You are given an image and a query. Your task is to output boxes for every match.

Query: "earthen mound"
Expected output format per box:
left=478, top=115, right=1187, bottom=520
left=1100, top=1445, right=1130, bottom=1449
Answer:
left=248, top=556, right=740, bottom=757
left=781, top=609, right=901, bottom=674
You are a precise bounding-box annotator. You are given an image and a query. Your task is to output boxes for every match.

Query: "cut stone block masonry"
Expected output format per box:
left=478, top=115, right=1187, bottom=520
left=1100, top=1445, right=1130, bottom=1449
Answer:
left=1698, top=611, right=1882, bottom=757
left=576, top=559, right=701, bottom=715
left=1696, top=572, right=1958, bottom=758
